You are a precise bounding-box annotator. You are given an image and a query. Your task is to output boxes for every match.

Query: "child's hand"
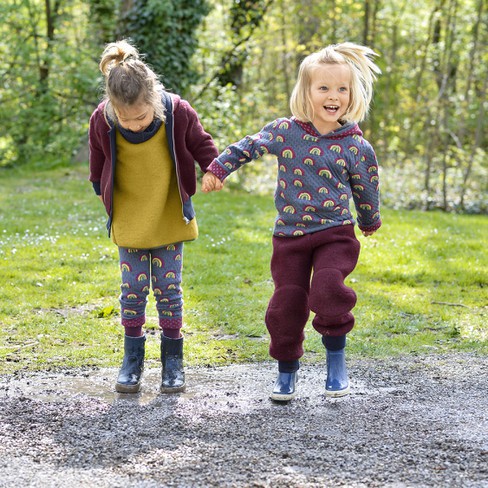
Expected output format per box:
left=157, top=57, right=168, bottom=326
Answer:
left=361, top=229, right=376, bottom=237
left=202, top=172, right=224, bottom=193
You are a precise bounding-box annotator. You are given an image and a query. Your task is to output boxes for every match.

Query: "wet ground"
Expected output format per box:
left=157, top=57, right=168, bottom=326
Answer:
left=0, top=353, right=487, bottom=487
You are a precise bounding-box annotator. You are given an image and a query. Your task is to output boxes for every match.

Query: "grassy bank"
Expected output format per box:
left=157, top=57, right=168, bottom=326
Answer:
left=0, top=163, right=486, bottom=374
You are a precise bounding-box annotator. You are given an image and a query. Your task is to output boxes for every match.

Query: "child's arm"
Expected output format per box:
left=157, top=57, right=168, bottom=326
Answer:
left=201, top=120, right=279, bottom=193
left=351, top=141, right=382, bottom=235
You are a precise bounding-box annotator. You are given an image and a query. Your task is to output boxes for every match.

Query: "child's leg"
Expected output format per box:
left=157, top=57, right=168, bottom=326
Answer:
left=150, top=243, right=185, bottom=393
left=265, top=235, right=313, bottom=362
left=119, top=247, right=151, bottom=336
left=309, top=225, right=360, bottom=337
left=150, top=243, right=184, bottom=337
left=116, top=247, right=150, bottom=393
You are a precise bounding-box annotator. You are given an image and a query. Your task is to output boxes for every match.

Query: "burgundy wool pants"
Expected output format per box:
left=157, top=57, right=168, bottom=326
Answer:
left=265, top=225, right=361, bottom=361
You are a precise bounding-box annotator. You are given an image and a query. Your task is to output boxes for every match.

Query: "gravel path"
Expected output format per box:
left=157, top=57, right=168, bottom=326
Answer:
left=0, top=353, right=487, bottom=487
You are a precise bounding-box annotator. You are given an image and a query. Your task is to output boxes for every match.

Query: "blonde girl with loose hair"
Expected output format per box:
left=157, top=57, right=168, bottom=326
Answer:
left=202, top=42, right=382, bottom=402
left=89, top=39, right=219, bottom=395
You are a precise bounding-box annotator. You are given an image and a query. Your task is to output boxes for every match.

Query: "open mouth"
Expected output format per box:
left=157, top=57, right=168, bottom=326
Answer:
left=324, top=105, right=339, bottom=114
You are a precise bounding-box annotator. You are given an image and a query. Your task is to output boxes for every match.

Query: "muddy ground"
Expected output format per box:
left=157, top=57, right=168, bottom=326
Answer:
left=0, top=353, right=487, bottom=487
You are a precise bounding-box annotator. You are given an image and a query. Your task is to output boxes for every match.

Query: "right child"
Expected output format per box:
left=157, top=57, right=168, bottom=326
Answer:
left=202, top=42, right=382, bottom=401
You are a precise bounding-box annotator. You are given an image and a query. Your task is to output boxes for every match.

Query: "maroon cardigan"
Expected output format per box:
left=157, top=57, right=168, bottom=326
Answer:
left=88, top=93, right=218, bottom=230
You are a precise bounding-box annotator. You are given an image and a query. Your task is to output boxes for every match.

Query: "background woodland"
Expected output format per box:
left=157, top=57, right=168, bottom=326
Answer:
left=1, top=0, right=487, bottom=212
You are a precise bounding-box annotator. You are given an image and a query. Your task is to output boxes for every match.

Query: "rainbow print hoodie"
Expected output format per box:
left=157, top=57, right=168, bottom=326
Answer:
left=207, top=118, right=382, bottom=237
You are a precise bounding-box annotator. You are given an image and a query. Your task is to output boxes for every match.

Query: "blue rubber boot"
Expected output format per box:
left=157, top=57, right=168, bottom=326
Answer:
left=115, top=335, right=146, bottom=393
left=325, top=348, right=350, bottom=397
left=270, top=372, right=298, bottom=402
left=160, top=335, right=185, bottom=393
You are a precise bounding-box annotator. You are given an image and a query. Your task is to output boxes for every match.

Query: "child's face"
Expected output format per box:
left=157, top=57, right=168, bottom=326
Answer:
left=309, top=63, right=351, bottom=134
left=113, top=101, right=155, bottom=132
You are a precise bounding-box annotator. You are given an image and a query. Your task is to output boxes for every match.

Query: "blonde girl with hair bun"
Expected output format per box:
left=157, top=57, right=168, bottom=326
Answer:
left=202, top=42, right=382, bottom=402
left=89, top=39, right=219, bottom=395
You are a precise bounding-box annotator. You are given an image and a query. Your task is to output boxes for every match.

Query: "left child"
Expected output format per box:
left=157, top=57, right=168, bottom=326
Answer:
left=88, top=40, right=219, bottom=394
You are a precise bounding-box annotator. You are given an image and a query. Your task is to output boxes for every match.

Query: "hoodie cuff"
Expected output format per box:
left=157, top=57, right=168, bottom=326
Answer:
left=207, top=161, right=228, bottom=181
left=358, top=219, right=382, bottom=233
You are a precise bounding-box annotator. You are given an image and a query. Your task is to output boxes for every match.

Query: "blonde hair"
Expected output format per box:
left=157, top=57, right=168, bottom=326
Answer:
left=290, top=42, right=381, bottom=124
left=99, top=39, right=165, bottom=123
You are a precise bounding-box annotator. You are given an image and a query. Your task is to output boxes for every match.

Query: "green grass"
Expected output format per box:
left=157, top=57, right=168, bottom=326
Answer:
left=0, top=163, right=486, bottom=374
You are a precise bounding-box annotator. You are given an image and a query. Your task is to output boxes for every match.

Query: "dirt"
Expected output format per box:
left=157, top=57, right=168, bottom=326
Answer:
left=0, top=353, right=487, bottom=487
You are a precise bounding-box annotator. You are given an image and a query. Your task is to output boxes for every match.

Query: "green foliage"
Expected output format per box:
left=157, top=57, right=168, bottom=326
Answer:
left=118, top=0, right=210, bottom=94
left=0, top=164, right=486, bottom=374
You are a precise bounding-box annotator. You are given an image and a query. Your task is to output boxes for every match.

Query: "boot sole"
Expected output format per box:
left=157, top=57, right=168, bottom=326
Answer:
left=270, top=391, right=296, bottom=402
left=325, top=385, right=350, bottom=398
left=160, top=385, right=186, bottom=394
left=115, top=382, right=142, bottom=394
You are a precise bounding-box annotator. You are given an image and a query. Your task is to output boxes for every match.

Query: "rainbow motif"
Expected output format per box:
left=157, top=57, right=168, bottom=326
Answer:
left=360, top=203, right=372, bottom=211
left=352, top=134, right=361, bottom=141
left=279, top=164, right=287, bottom=172
left=260, top=145, right=269, bottom=154
left=283, top=205, right=296, bottom=214
left=166, top=244, right=176, bottom=251
left=341, top=208, right=349, bottom=216
left=152, top=257, right=163, bottom=268
left=162, top=310, right=174, bottom=317
left=238, top=157, right=247, bottom=163
left=353, top=192, right=361, bottom=199
left=336, top=182, right=346, bottom=189
left=152, top=276, right=157, bottom=283
left=243, top=150, right=251, bottom=158
left=160, top=298, right=169, bottom=303
left=329, top=144, right=342, bottom=153
left=304, top=205, right=317, bottom=212
left=335, top=158, right=346, bottom=167
left=372, top=211, right=380, bottom=220
left=167, top=284, right=177, bottom=290
left=276, top=219, right=286, bottom=226
left=127, top=249, right=139, bottom=253
left=276, top=135, right=285, bottom=143
left=279, top=179, right=287, bottom=189
left=281, top=147, right=295, bottom=158
left=293, top=168, right=303, bottom=176
left=224, top=162, right=233, bottom=170
left=302, top=157, right=314, bottom=166
left=298, top=192, right=312, bottom=200
left=321, top=218, right=333, bottom=224
left=142, top=285, right=150, bottom=293
left=318, top=168, right=332, bottom=178
left=279, top=121, right=290, bottom=130
left=370, top=175, right=379, bottom=183
left=121, top=282, right=130, bottom=289
left=127, top=293, right=138, bottom=300
left=296, top=223, right=306, bottom=228
left=293, top=179, right=303, bottom=187
left=174, top=254, right=182, bottom=261
left=154, top=288, right=163, bottom=295
left=322, top=199, right=335, bottom=208
left=353, top=184, right=365, bottom=192
left=351, top=173, right=361, bottom=180
left=339, top=193, right=349, bottom=201
left=309, top=146, right=323, bottom=156
left=361, top=156, right=366, bottom=162
left=279, top=192, right=285, bottom=199
left=302, top=215, right=313, bottom=221
left=293, top=230, right=304, bottom=236
left=140, top=255, right=148, bottom=262
left=277, top=232, right=286, bottom=237
left=137, top=273, right=148, bottom=282
left=124, top=309, right=137, bottom=316
left=318, top=187, right=329, bottom=194
left=224, top=148, right=232, bottom=155
left=342, top=220, right=353, bottom=225
left=120, top=262, right=131, bottom=272
left=349, top=145, right=359, bottom=155
left=165, top=271, right=176, bottom=279
left=303, top=134, right=319, bottom=142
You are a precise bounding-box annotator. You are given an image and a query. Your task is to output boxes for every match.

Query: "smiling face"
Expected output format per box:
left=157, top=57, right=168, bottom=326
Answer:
left=308, top=63, right=351, bottom=135
left=113, top=100, right=155, bottom=133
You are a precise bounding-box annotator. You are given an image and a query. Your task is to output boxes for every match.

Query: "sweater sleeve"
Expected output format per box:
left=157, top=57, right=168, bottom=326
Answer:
left=179, top=99, right=219, bottom=172
left=350, top=140, right=382, bottom=232
left=207, top=120, right=279, bottom=181
left=88, top=109, right=105, bottom=195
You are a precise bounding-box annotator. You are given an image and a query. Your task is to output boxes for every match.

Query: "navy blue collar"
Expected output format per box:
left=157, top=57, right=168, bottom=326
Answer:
left=117, top=118, right=163, bottom=144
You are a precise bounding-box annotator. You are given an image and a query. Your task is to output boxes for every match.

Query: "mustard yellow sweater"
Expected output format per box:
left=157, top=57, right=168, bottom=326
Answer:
left=111, top=125, right=198, bottom=249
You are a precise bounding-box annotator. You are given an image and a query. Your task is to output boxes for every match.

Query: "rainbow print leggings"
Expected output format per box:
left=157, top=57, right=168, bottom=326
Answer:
left=118, top=243, right=184, bottom=331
